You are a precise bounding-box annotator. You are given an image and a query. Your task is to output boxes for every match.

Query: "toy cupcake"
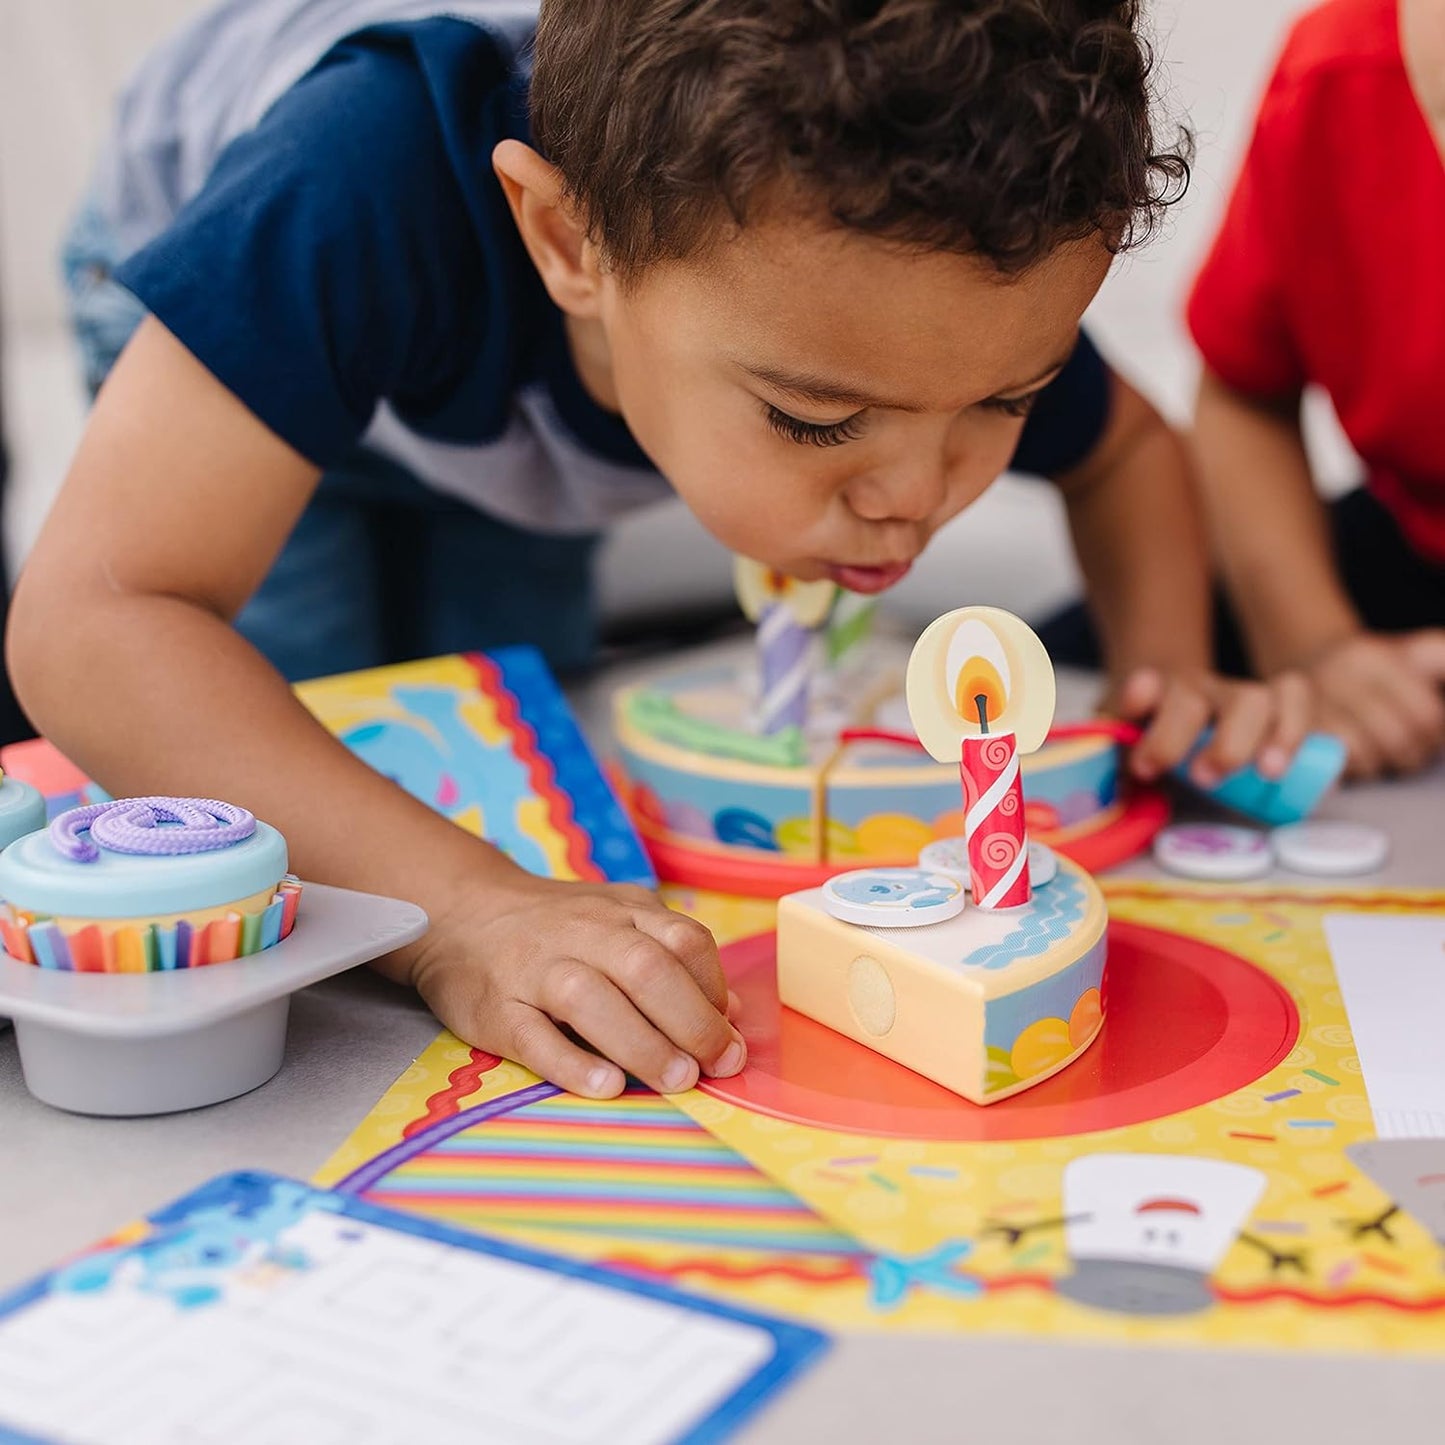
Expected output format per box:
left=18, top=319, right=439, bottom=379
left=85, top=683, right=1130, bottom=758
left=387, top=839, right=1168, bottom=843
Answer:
left=0, top=768, right=46, bottom=852
left=0, top=797, right=299, bottom=971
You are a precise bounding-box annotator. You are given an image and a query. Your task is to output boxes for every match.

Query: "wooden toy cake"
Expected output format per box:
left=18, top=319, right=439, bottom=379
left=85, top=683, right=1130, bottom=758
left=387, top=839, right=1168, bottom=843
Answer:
left=778, top=855, right=1107, bottom=1102
left=0, top=796, right=300, bottom=971
left=775, top=606, right=1108, bottom=1103
left=612, top=564, right=1126, bottom=891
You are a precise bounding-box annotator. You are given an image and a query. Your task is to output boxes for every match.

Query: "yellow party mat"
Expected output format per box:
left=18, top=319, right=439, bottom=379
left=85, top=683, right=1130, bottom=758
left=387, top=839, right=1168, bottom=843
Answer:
left=318, top=883, right=1445, bottom=1350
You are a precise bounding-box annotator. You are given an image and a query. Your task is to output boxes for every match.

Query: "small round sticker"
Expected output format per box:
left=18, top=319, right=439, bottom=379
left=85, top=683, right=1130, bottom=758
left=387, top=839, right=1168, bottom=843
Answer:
left=918, top=837, right=970, bottom=881
left=1154, top=824, right=1273, bottom=881
left=1273, top=821, right=1389, bottom=878
left=919, top=836, right=1059, bottom=889
left=822, top=868, right=966, bottom=928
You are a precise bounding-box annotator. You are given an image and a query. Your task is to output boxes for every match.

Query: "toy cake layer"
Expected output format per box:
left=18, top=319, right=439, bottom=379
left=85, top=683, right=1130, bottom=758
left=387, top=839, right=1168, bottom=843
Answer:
left=776, top=856, right=1107, bottom=1103
left=0, top=798, right=299, bottom=972
left=613, top=665, right=1119, bottom=869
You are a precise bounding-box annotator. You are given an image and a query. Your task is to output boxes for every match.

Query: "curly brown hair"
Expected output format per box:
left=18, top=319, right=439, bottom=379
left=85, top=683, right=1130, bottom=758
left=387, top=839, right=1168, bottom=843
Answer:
left=531, top=0, right=1190, bottom=279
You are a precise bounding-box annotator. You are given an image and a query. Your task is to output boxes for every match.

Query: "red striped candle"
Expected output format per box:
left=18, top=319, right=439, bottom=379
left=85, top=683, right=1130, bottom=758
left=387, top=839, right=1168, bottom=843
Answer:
left=960, top=731, right=1031, bottom=909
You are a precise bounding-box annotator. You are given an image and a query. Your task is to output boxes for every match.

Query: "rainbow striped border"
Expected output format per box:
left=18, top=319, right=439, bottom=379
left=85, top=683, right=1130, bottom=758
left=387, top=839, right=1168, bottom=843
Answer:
left=0, top=877, right=301, bottom=972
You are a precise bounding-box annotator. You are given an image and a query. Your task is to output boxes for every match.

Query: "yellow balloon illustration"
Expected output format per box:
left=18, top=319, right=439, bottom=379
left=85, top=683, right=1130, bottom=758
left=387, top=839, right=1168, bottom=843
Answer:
left=1010, top=1017, right=1075, bottom=1080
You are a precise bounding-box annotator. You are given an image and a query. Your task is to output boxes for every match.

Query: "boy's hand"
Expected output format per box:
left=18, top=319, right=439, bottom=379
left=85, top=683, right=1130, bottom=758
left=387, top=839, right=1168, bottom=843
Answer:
left=408, top=876, right=747, bottom=1099
left=1301, top=630, right=1445, bottom=779
left=1111, top=666, right=1313, bottom=787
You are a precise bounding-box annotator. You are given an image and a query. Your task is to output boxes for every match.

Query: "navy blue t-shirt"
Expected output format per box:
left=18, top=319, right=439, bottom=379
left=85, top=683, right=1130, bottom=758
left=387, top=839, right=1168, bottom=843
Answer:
left=112, top=16, right=1110, bottom=529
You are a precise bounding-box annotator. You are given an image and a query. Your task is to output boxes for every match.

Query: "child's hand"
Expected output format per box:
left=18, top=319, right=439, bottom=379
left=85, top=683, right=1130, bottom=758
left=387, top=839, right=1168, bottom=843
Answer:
left=1110, top=666, right=1313, bottom=787
left=1302, top=630, right=1445, bottom=779
left=408, top=875, right=747, bottom=1099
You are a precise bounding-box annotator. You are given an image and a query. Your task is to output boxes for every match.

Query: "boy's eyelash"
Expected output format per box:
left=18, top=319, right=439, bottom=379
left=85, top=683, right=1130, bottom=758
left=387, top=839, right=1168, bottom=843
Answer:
left=764, top=404, right=867, bottom=448
left=982, top=392, right=1041, bottom=420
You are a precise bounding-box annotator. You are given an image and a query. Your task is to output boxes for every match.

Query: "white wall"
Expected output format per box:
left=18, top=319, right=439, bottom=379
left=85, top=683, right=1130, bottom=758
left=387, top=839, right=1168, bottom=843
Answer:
left=0, top=0, right=1344, bottom=624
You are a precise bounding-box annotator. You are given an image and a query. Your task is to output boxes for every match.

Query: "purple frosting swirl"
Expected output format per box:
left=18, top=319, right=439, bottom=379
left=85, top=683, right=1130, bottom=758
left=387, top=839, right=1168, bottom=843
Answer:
left=51, top=797, right=257, bottom=864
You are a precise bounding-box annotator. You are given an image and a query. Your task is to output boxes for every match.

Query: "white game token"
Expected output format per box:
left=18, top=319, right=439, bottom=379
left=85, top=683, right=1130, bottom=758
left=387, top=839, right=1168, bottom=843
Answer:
left=1273, top=821, right=1389, bottom=877
left=918, top=836, right=970, bottom=881
left=821, top=868, right=966, bottom=928
left=1028, top=839, right=1059, bottom=888
left=1153, top=823, right=1274, bottom=881
left=918, top=837, right=1059, bottom=889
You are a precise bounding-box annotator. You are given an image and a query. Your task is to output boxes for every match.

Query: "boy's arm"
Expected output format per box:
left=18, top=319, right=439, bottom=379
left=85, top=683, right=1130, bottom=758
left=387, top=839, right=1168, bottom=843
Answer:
left=8, top=318, right=743, bottom=1096
left=1052, top=370, right=1309, bottom=783
left=1193, top=368, right=1445, bottom=776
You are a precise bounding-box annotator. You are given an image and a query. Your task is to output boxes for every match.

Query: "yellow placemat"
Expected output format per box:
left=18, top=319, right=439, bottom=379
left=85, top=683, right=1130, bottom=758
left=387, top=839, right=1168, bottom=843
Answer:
left=318, top=884, right=1445, bottom=1348
left=670, top=883, right=1445, bottom=1349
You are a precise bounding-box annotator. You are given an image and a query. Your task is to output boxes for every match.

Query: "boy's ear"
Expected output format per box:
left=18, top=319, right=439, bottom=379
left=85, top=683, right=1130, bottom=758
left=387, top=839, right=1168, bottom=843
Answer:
left=493, top=140, right=603, bottom=317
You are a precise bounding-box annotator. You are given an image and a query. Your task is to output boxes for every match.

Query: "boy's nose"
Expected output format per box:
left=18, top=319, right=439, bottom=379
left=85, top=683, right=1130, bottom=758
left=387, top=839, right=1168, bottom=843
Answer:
left=845, top=454, right=948, bottom=525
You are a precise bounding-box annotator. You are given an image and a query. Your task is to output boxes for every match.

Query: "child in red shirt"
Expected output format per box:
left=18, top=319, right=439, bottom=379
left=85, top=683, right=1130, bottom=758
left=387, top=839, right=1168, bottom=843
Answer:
left=1188, top=0, right=1445, bottom=778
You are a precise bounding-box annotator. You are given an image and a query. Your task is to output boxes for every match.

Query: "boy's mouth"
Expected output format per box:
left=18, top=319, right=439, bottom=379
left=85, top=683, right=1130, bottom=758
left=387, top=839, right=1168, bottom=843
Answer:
left=824, top=560, right=913, bottom=594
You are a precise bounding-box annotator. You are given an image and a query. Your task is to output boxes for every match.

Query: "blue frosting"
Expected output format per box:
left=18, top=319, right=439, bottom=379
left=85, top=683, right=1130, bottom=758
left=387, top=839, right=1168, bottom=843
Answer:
left=0, top=779, right=46, bottom=850
left=0, top=818, right=288, bottom=918
left=961, top=869, right=1089, bottom=971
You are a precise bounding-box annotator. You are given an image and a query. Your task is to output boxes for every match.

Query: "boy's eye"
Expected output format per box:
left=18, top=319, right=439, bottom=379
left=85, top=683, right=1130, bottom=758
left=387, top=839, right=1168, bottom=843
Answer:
left=981, top=392, right=1041, bottom=420
left=764, top=403, right=867, bottom=448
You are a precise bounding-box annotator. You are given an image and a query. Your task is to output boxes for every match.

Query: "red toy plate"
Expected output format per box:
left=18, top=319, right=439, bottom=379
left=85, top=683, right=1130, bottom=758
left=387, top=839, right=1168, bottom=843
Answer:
left=698, top=920, right=1299, bottom=1141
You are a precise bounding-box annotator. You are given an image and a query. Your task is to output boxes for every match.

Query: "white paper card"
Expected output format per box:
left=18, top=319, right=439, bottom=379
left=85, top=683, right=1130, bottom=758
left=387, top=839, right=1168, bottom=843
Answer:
left=1325, top=913, right=1445, bottom=1139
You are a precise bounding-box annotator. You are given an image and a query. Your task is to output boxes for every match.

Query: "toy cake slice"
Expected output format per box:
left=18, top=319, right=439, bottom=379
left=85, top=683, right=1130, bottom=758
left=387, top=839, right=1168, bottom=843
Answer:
left=777, top=854, right=1107, bottom=1103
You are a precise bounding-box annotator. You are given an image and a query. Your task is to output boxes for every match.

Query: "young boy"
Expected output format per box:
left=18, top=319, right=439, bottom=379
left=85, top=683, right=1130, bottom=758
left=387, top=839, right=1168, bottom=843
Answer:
left=10, top=0, right=1295, bottom=1099
left=1189, top=0, right=1445, bottom=779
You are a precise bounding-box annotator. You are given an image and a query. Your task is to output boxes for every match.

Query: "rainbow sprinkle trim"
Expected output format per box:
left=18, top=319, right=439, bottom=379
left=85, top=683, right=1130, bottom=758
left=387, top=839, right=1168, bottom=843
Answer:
left=0, top=877, right=301, bottom=972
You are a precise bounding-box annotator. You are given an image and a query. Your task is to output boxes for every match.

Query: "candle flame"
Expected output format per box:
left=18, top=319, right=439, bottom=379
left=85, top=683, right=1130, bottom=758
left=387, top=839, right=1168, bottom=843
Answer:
left=956, top=658, right=1007, bottom=727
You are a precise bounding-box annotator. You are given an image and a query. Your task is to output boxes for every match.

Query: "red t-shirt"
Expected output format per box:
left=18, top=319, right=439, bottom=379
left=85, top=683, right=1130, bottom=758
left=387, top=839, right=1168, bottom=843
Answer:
left=1188, top=0, right=1445, bottom=563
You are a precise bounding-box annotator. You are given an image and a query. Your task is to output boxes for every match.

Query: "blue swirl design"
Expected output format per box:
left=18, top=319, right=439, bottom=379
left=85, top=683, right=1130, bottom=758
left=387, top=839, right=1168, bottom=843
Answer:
left=961, top=869, right=1087, bottom=970
left=831, top=869, right=957, bottom=909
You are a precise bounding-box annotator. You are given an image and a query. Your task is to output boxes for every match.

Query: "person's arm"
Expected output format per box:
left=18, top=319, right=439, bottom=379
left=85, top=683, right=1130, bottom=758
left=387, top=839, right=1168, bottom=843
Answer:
left=1192, top=369, right=1356, bottom=667
left=1193, top=367, right=1445, bottom=775
left=1053, top=370, right=1309, bottom=783
left=1056, top=372, right=1213, bottom=676
left=7, top=318, right=743, bottom=1097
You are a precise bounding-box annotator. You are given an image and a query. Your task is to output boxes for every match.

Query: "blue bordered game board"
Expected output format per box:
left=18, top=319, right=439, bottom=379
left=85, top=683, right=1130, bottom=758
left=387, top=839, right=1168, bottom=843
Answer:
left=0, top=1171, right=825, bottom=1444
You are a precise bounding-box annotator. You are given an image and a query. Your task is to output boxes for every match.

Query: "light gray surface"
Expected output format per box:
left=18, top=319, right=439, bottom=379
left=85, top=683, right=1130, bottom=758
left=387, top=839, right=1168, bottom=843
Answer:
left=1, top=657, right=1443, bottom=1440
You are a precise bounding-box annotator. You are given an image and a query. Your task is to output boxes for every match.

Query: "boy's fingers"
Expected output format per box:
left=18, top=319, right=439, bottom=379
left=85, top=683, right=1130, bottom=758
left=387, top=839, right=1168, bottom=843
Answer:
left=1358, top=680, right=1435, bottom=773
left=1116, top=666, right=1165, bottom=721
left=1321, top=708, right=1379, bottom=781
left=610, top=883, right=661, bottom=908
left=541, top=959, right=703, bottom=1095
left=1193, top=682, right=1272, bottom=784
left=605, top=929, right=744, bottom=1078
left=1387, top=664, right=1445, bottom=751
left=505, top=1003, right=627, bottom=1099
left=630, top=907, right=728, bottom=1012
left=1258, top=671, right=1312, bottom=779
left=1130, top=682, right=1210, bottom=781
left=1401, top=628, right=1445, bottom=684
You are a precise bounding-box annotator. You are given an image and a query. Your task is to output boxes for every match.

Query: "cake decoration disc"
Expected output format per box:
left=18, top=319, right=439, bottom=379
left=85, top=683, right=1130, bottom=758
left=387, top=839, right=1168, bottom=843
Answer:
left=918, top=836, right=1059, bottom=889
left=1153, top=823, right=1273, bottom=881
left=1028, top=839, right=1059, bottom=887
left=1272, top=821, right=1389, bottom=877
left=821, top=868, right=965, bottom=928
left=916, top=837, right=970, bottom=881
